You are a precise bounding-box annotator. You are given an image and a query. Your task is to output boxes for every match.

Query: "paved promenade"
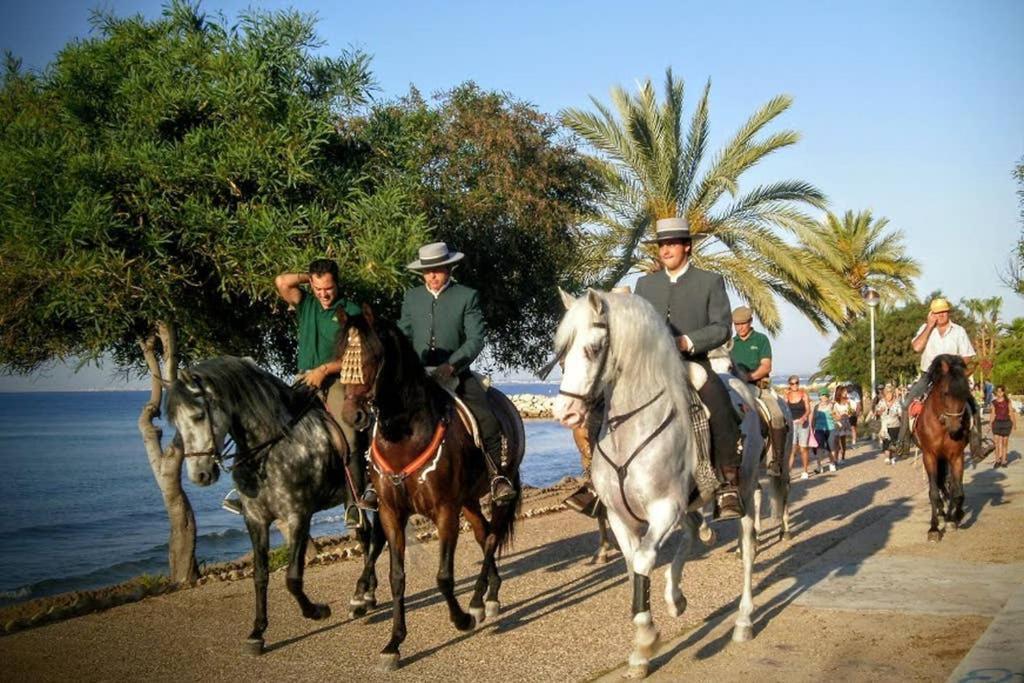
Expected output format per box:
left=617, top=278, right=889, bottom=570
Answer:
left=2, top=436, right=1022, bottom=682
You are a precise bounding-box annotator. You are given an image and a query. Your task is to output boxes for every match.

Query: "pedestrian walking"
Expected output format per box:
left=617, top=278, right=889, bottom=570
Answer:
left=991, top=385, right=1017, bottom=468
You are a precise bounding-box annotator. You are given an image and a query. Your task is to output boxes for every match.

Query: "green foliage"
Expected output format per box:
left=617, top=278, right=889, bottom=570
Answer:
left=796, top=210, right=921, bottom=327
left=815, top=295, right=975, bottom=390
left=992, top=318, right=1024, bottom=392
left=0, top=1, right=426, bottom=376
left=560, top=68, right=846, bottom=333
left=1002, top=157, right=1024, bottom=296
left=355, top=84, right=603, bottom=368
left=268, top=544, right=290, bottom=572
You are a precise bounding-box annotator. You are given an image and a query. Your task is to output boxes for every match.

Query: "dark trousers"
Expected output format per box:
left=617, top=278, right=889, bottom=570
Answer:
left=693, top=357, right=742, bottom=470
left=458, top=373, right=503, bottom=457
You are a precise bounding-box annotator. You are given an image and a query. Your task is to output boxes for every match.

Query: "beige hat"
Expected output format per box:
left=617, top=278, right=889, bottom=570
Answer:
left=929, top=297, right=951, bottom=314
left=732, top=306, right=753, bottom=324
left=642, top=216, right=707, bottom=244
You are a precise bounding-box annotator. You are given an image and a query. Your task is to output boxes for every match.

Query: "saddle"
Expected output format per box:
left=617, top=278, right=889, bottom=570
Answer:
left=433, top=375, right=526, bottom=473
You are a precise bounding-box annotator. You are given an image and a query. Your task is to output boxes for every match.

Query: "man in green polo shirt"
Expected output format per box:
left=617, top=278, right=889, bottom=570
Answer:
left=222, top=259, right=365, bottom=519
left=730, top=306, right=787, bottom=476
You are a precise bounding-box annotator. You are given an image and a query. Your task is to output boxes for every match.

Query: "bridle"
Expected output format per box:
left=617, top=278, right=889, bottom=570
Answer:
left=557, top=320, right=610, bottom=409
left=179, top=375, right=319, bottom=470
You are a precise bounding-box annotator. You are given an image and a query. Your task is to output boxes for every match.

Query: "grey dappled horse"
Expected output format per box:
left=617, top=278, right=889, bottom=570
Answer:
left=167, top=356, right=385, bottom=655
left=552, top=290, right=764, bottom=679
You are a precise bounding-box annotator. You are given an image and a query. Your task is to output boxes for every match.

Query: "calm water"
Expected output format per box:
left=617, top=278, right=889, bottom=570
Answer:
left=0, top=382, right=577, bottom=605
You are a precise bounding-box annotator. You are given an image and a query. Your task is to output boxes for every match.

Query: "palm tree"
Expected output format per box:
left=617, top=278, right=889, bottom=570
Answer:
left=561, top=68, right=852, bottom=332
left=797, top=210, right=921, bottom=327
left=961, top=296, right=1003, bottom=384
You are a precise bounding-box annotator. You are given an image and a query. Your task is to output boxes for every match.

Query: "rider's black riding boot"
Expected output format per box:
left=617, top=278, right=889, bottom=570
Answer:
left=892, top=410, right=913, bottom=459
left=969, top=413, right=994, bottom=463
left=715, top=465, right=744, bottom=521
left=484, top=436, right=516, bottom=506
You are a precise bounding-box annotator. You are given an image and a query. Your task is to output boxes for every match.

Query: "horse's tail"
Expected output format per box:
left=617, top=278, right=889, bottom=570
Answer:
left=493, top=468, right=522, bottom=557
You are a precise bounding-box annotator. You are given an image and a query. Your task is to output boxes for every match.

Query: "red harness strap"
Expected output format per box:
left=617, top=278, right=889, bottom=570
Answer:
left=371, top=419, right=448, bottom=482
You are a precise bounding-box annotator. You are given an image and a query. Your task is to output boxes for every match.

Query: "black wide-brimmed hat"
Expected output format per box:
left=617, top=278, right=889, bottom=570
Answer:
left=643, top=216, right=706, bottom=244
left=406, top=242, right=465, bottom=271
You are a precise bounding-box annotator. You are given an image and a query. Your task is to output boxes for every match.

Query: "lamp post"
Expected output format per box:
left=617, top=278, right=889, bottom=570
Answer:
left=863, top=287, right=881, bottom=399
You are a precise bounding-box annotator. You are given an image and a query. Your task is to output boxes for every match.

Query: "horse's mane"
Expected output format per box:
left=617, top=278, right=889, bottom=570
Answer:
left=556, top=291, right=693, bottom=422
left=167, top=356, right=303, bottom=429
left=925, top=354, right=971, bottom=403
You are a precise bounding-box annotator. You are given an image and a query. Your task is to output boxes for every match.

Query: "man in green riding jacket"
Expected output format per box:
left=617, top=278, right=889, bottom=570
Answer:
left=389, top=241, right=516, bottom=505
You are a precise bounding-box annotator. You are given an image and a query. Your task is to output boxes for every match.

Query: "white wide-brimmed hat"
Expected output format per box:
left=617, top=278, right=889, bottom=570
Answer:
left=643, top=216, right=708, bottom=244
left=406, top=242, right=465, bottom=271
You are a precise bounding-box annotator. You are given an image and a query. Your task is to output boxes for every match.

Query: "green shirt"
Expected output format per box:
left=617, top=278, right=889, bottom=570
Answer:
left=295, top=291, right=361, bottom=372
left=731, top=330, right=772, bottom=374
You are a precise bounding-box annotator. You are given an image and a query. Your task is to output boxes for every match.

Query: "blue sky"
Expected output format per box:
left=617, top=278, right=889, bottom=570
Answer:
left=2, top=0, right=1022, bottom=390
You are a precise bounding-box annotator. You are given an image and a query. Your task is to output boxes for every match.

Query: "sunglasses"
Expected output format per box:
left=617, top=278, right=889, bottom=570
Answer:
left=789, top=381, right=799, bottom=386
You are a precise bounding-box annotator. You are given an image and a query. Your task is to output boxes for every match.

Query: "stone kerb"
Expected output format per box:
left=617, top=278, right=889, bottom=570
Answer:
left=508, top=393, right=554, bottom=419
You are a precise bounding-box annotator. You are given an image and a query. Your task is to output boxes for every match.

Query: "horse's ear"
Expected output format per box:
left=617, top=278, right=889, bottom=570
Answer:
left=361, top=303, right=375, bottom=327
left=336, top=308, right=348, bottom=327
left=558, top=287, right=576, bottom=311
left=586, top=288, right=606, bottom=318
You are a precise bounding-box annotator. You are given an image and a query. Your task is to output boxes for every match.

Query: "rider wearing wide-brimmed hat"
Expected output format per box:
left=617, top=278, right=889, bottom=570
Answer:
left=635, top=217, right=744, bottom=520
left=893, top=297, right=990, bottom=459
left=392, top=242, right=516, bottom=505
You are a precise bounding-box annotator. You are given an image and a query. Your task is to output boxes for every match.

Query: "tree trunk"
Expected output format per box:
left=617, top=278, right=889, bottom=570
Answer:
left=138, top=322, right=199, bottom=585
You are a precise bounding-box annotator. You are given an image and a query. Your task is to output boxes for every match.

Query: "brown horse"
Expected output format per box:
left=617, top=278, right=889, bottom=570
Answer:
left=335, top=307, right=524, bottom=671
left=914, top=354, right=971, bottom=542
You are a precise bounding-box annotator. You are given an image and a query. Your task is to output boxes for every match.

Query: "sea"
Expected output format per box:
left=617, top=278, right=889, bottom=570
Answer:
left=0, top=382, right=578, bottom=606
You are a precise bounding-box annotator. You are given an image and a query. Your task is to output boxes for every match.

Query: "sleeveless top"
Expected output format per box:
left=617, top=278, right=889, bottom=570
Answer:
left=993, top=398, right=1011, bottom=421
left=787, top=392, right=807, bottom=420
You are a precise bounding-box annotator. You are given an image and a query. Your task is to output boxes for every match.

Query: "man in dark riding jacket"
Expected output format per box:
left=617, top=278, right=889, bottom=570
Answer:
left=635, top=217, right=744, bottom=521
left=384, top=242, right=516, bottom=506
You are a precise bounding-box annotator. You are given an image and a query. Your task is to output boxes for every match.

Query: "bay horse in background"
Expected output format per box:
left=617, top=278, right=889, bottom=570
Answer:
left=166, top=356, right=386, bottom=655
left=553, top=290, right=765, bottom=679
left=335, top=307, right=525, bottom=672
left=914, top=354, right=972, bottom=542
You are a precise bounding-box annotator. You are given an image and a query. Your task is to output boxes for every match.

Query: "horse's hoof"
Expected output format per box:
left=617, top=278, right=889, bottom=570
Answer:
left=485, top=600, right=500, bottom=618
left=307, top=603, right=331, bottom=620
left=349, top=603, right=367, bottom=619
left=732, top=623, right=754, bottom=642
left=667, top=595, right=687, bottom=618
left=698, top=527, right=716, bottom=546
left=623, top=664, right=649, bottom=679
left=947, top=523, right=959, bottom=533
left=454, top=612, right=476, bottom=632
left=243, top=638, right=265, bottom=656
left=469, top=605, right=485, bottom=626
left=363, top=593, right=377, bottom=610
left=378, top=652, right=400, bottom=672
left=927, top=530, right=942, bottom=543
left=597, top=550, right=609, bottom=563
left=781, top=530, right=792, bottom=542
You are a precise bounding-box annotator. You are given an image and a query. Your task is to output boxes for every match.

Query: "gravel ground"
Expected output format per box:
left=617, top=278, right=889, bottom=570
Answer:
left=1, top=436, right=1020, bottom=682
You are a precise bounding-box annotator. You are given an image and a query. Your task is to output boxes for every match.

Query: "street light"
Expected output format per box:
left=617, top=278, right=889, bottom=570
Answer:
left=863, top=286, right=881, bottom=400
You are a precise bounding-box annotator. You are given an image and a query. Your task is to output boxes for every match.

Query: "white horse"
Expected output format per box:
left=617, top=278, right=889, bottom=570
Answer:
left=552, top=290, right=764, bottom=679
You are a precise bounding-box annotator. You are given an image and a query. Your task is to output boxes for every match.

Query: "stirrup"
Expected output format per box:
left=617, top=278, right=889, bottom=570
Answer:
left=713, top=487, right=743, bottom=522
left=221, top=489, right=243, bottom=516
left=490, top=476, right=516, bottom=505
left=345, top=505, right=363, bottom=528
left=358, top=485, right=378, bottom=511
